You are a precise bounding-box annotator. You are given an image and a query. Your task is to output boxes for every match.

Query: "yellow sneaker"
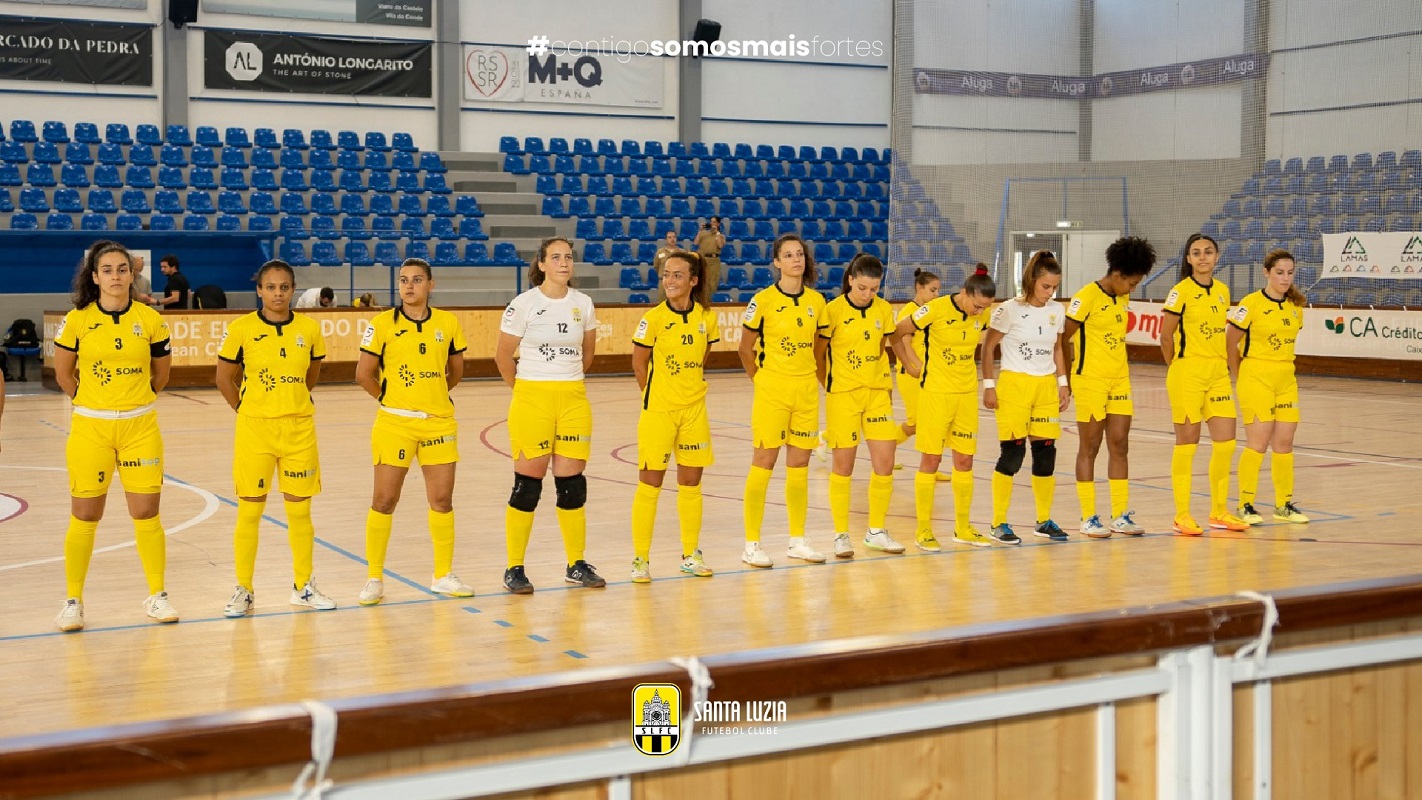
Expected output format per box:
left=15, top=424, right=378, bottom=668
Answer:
left=1172, top=515, right=1204, bottom=536
left=952, top=527, right=993, bottom=548
left=915, top=531, right=942, bottom=552
left=1274, top=502, right=1310, bottom=524
left=1208, top=512, right=1250, bottom=532
left=1239, top=503, right=1265, bottom=526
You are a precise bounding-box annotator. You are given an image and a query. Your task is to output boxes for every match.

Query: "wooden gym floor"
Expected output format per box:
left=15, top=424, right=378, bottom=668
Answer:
left=0, top=364, right=1418, bottom=740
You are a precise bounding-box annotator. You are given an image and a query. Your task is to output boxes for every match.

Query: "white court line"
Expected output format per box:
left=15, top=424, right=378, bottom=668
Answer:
left=0, top=466, right=221, bottom=572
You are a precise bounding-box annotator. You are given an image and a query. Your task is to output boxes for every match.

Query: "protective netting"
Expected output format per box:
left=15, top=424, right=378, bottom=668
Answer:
left=888, top=0, right=1422, bottom=307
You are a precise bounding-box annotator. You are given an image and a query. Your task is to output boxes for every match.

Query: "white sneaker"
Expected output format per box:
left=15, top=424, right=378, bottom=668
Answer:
left=291, top=580, right=337, bottom=610
left=55, top=598, right=84, bottom=632
left=430, top=572, right=475, bottom=597
left=143, top=591, right=180, bottom=624
left=833, top=533, right=855, bottom=559
left=1079, top=515, right=1111, bottom=538
left=631, top=557, right=652, bottom=583
left=1110, top=511, right=1145, bottom=536
left=742, top=542, right=773, bottom=568
left=357, top=578, right=385, bottom=606
left=864, top=528, right=906, bottom=554
left=223, top=585, right=254, bottom=618
left=813, top=432, right=829, bottom=463
left=787, top=537, right=826, bottom=563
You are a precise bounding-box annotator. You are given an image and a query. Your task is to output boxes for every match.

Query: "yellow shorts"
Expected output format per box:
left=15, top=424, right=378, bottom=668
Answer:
left=995, top=371, right=1062, bottom=440
left=508, top=379, right=592, bottom=461
left=638, top=402, right=714, bottom=470
left=751, top=369, right=819, bottom=450
left=372, top=410, right=459, bottom=467
left=825, top=387, right=898, bottom=448
left=1166, top=357, right=1235, bottom=425
left=1071, top=374, right=1133, bottom=422
left=916, top=389, right=979, bottom=456
left=897, top=369, right=920, bottom=426
left=234, top=414, right=321, bottom=497
left=67, top=410, right=163, bottom=498
left=1237, top=359, right=1300, bottom=423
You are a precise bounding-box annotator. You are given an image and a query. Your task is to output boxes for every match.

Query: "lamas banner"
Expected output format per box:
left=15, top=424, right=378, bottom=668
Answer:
left=463, top=45, right=663, bottom=109
left=1321, top=231, right=1422, bottom=281
left=204, top=29, right=431, bottom=98
left=0, top=16, right=152, bottom=86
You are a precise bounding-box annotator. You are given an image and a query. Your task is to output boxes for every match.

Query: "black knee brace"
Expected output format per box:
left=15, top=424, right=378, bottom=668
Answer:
left=508, top=473, right=542, bottom=512
left=1031, top=439, right=1057, bottom=477
left=555, top=473, right=588, bottom=510
left=995, top=438, right=1027, bottom=476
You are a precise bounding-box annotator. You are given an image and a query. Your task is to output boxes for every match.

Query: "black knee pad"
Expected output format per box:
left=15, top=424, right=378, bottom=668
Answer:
left=555, top=474, right=588, bottom=510
left=995, top=438, right=1026, bottom=476
left=1031, top=439, right=1057, bottom=477
left=508, top=473, right=542, bottom=512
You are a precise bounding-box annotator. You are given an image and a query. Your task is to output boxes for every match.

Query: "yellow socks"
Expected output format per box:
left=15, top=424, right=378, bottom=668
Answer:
left=828, top=473, right=852, bottom=532
left=132, top=515, right=166, bottom=595
left=556, top=506, right=587, bottom=565
left=505, top=505, right=534, bottom=568
left=1109, top=478, right=1129, bottom=519
left=63, top=516, right=99, bottom=600
left=631, top=482, right=660, bottom=560
left=1076, top=480, right=1096, bottom=520
left=867, top=473, right=893, bottom=530
left=429, top=508, right=455, bottom=579
left=365, top=508, right=394, bottom=579
left=234, top=499, right=264, bottom=590
left=1238, top=447, right=1264, bottom=506
left=991, top=471, right=1013, bottom=527
left=914, top=471, right=936, bottom=535
left=1272, top=451, right=1295, bottom=505
left=785, top=465, right=809, bottom=538
left=951, top=468, right=973, bottom=533
left=743, top=465, right=772, bottom=542
left=286, top=499, right=315, bottom=588
left=1032, top=475, right=1054, bottom=523
left=1171, top=444, right=1198, bottom=518
left=1208, top=440, right=1235, bottom=516
left=677, top=483, right=703, bottom=556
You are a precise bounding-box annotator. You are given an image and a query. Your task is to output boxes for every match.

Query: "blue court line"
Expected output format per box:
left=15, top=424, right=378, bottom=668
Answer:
left=528, top=634, right=549, bottom=642
left=462, top=605, right=481, bottom=614
left=565, top=650, right=588, bottom=659
left=493, top=619, right=513, bottom=628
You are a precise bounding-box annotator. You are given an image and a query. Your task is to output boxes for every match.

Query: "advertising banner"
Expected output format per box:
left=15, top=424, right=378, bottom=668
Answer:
left=204, top=29, right=431, bottom=98
left=1321, top=232, right=1422, bottom=281
left=202, top=0, right=430, bottom=27
left=463, top=45, right=663, bottom=109
left=0, top=16, right=152, bottom=86
left=914, top=53, right=1265, bottom=100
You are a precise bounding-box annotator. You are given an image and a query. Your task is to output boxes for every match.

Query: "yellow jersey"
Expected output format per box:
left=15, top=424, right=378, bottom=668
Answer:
left=1163, top=276, right=1231, bottom=360
left=896, top=301, right=926, bottom=376
left=218, top=311, right=326, bottom=418
left=820, top=294, right=894, bottom=392
left=359, top=306, right=468, bottom=417
left=1228, top=289, right=1303, bottom=362
left=634, top=300, right=720, bottom=411
left=911, top=294, right=990, bottom=393
left=742, top=283, right=826, bottom=376
left=1066, top=281, right=1130, bottom=379
left=54, top=301, right=171, bottom=411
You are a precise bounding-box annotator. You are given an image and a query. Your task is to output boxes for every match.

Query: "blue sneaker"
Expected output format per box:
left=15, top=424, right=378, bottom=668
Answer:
left=1033, top=519, right=1070, bottom=542
left=988, top=523, right=1021, bottom=545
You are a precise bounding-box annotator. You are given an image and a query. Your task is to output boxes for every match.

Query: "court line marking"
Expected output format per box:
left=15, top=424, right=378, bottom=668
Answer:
left=0, top=468, right=220, bottom=573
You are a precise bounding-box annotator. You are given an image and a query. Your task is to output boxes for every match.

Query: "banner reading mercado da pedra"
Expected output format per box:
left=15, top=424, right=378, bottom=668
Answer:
left=0, top=16, right=152, bottom=86
left=204, top=29, right=431, bottom=97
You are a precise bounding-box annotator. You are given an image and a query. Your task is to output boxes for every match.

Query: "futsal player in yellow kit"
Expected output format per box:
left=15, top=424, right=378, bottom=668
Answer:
left=629, top=249, right=718, bottom=582
left=815, top=253, right=904, bottom=558
left=216, top=259, right=335, bottom=617
left=894, top=269, right=948, bottom=478
left=1227, top=249, right=1310, bottom=525
left=496, top=237, right=605, bottom=593
left=1062, top=237, right=1155, bottom=538
left=354, top=258, right=474, bottom=605
left=980, top=250, right=1072, bottom=544
left=891, top=266, right=996, bottom=550
left=52, top=240, right=178, bottom=632
left=1160, top=233, right=1249, bottom=535
left=738, top=233, right=828, bottom=568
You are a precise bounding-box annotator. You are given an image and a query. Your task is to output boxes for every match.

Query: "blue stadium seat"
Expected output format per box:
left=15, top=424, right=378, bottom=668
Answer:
left=65, top=141, right=93, bottom=165
left=83, top=189, right=115, bottom=214
left=345, top=241, right=374, bottom=266
left=367, top=241, right=397, bottom=265
left=147, top=212, right=174, bottom=231
left=9, top=120, right=37, bottom=143
left=499, top=136, right=520, bottom=154
left=112, top=212, right=141, bottom=230
left=311, top=216, right=339, bottom=240
left=398, top=217, right=427, bottom=240
left=365, top=132, right=390, bottom=152
left=164, top=125, right=190, bottom=146
left=309, top=170, right=336, bottom=193
left=53, top=189, right=82, bottom=213
left=9, top=212, right=38, bottom=229
left=279, top=241, right=309, bottom=266
left=458, top=243, right=488, bottom=266
left=45, top=212, right=73, bottom=230
left=80, top=212, right=108, bottom=231
left=310, top=242, right=338, bottom=264
left=368, top=171, right=394, bottom=193
left=215, top=214, right=242, bottom=232
left=72, top=122, right=99, bottom=144
left=61, top=163, right=90, bottom=188
left=92, top=143, right=124, bottom=166
left=282, top=129, right=308, bottom=151
left=308, top=149, right=334, bottom=171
